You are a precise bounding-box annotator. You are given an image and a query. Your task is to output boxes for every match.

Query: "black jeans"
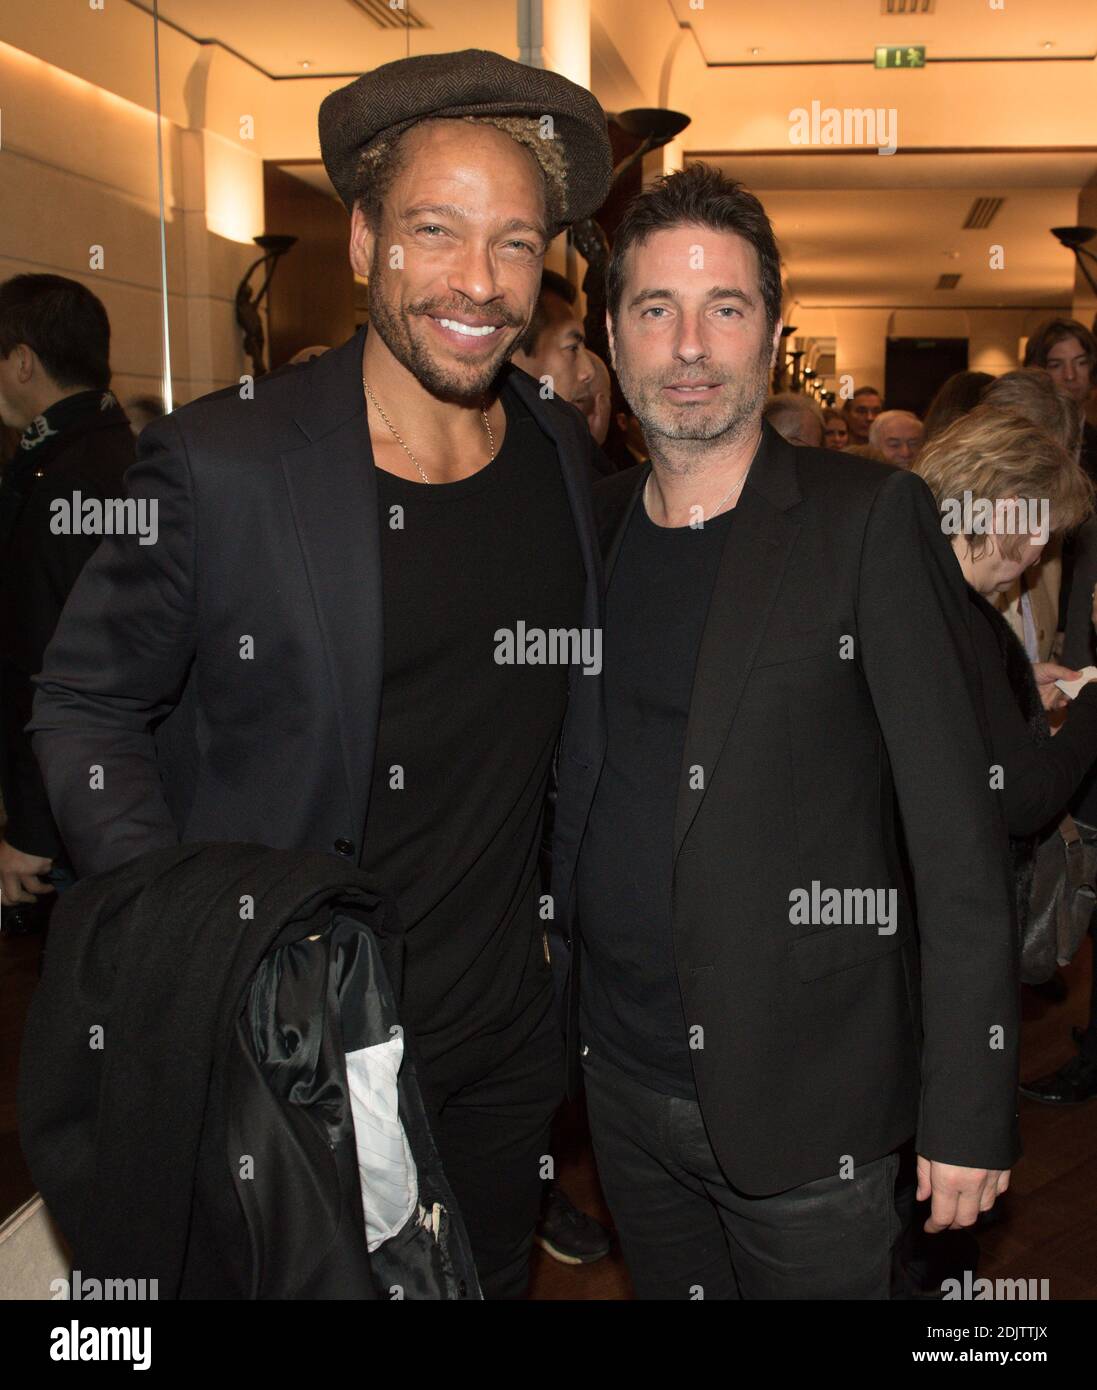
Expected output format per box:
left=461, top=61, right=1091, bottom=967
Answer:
left=427, top=991, right=564, bottom=1300
left=583, top=1044, right=901, bottom=1299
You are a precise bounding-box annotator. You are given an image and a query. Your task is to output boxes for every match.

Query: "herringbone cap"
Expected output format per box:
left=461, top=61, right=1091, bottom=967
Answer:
left=318, top=48, right=612, bottom=226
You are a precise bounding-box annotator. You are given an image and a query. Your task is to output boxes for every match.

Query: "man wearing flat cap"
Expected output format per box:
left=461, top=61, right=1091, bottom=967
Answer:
left=31, top=49, right=611, bottom=1299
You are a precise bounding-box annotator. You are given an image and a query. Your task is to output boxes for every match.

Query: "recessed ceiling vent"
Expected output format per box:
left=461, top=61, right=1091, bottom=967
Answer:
left=963, top=197, right=1006, bottom=229
left=936, top=273, right=962, bottom=289
left=346, top=0, right=428, bottom=30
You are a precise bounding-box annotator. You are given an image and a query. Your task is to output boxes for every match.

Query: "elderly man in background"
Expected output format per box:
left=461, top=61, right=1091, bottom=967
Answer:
left=763, top=391, right=824, bottom=447
left=870, top=409, right=924, bottom=467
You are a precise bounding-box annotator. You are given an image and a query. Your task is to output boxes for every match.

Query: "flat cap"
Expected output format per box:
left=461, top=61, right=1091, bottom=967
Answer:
left=318, top=48, right=612, bottom=228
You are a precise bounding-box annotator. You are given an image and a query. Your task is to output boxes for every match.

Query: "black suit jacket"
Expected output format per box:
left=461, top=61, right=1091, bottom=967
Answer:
left=29, top=326, right=604, bottom=880
left=0, top=403, right=135, bottom=857
left=553, top=423, right=1021, bottom=1195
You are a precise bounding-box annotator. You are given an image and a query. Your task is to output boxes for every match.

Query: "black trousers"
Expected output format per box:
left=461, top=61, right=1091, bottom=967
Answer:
left=583, top=1044, right=901, bottom=1299
left=426, top=991, right=563, bottom=1300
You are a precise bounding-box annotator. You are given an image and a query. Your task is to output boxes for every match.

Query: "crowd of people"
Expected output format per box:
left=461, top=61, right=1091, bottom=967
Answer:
left=4, top=43, right=1097, bottom=1303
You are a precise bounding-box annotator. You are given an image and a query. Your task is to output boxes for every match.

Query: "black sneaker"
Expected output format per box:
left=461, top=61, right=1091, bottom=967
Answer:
left=1020, top=1043, right=1097, bottom=1105
left=535, top=1184, right=611, bottom=1265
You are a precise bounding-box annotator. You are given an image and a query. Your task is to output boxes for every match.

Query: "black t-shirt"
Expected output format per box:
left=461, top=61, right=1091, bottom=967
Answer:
left=578, top=493, right=736, bottom=1098
left=360, top=389, right=585, bottom=1103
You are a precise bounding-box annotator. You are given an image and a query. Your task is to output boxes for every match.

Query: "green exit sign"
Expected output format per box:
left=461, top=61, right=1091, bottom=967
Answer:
left=874, top=45, right=926, bottom=68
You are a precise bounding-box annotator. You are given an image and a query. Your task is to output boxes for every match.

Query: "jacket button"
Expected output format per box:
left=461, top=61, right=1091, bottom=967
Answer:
left=333, top=838, right=355, bottom=856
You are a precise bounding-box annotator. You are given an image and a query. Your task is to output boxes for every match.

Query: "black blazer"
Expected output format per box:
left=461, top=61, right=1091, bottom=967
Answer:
left=552, top=424, right=1021, bottom=1196
left=29, top=327, right=604, bottom=880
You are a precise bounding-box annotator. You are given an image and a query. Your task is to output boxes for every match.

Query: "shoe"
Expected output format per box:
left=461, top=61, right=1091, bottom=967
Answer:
left=1019, top=1048, right=1097, bottom=1104
left=534, top=1184, right=611, bottom=1265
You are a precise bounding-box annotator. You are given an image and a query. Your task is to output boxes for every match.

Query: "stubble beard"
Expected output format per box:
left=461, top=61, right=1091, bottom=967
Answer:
left=617, top=340, right=773, bottom=463
left=366, top=245, right=522, bottom=404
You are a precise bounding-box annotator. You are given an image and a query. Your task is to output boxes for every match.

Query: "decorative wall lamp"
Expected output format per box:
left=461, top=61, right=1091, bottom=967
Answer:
left=235, top=234, right=298, bottom=377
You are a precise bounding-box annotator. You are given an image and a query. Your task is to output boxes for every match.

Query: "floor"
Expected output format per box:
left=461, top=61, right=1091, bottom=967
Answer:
left=4, top=922, right=1095, bottom=1299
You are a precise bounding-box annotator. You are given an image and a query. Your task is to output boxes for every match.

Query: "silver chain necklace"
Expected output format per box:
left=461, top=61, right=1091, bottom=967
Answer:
left=362, top=378, right=494, bottom=485
left=644, top=466, right=749, bottom=525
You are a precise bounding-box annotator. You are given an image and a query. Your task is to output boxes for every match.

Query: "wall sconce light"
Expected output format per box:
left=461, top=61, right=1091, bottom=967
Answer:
left=235, top=234, right=298, bottom=377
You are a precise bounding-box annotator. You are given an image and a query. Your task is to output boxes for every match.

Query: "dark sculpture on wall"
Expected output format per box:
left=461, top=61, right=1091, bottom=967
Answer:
left=234, top=234, right=298, bottom=377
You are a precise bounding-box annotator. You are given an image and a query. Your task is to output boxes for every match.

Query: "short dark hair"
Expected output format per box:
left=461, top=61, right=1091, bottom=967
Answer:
left=1023, top=317, right=1097, bottom=370
left=606, top=163, right=783, bottom=337
left=515, top=268, right=578, bottom=357
left=0, top=274, right=111, bottom=390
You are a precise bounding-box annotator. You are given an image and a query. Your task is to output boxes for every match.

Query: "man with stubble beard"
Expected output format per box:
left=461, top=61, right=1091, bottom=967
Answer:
left=549, top=163, right=1020, bottom=1298
left=30, top=51, right=611, bottom=1299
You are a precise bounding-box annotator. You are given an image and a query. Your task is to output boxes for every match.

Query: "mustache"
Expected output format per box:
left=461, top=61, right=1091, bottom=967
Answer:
left=408, top=297, right=523, bottom=329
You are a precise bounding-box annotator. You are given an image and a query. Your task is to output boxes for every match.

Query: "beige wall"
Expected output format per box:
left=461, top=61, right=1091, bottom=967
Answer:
left=0, top=6, right=346, bottom=409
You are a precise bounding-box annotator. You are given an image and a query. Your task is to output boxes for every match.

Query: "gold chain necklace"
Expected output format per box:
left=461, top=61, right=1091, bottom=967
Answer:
left=362, top=378, right=495, bottom=484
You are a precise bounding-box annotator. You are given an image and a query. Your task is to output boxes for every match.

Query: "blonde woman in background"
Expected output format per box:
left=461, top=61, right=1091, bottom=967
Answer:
left=980, top=369, right=1084, bottom=663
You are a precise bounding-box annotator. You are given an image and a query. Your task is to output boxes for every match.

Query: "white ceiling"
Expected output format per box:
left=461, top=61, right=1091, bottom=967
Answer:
left=152, top=0, right=518, bottom=77
left=668, top=0, right=1097, bottom=64
left=155, top=0, right=1097, bottom=310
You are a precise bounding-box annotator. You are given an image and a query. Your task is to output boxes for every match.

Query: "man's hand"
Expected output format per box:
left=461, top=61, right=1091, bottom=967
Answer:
left=917, top=1155, right=1010, bottom=1232
left=0, top=839, right=55, bottom=906
left=1032, top=661, right=1079, bottom=713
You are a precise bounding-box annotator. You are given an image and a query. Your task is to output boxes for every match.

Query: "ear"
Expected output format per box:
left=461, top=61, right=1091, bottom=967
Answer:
left=17, top=343, right=36, bottom=384
left=348, top=203, right=375, bottom=281
left=605, top=311, right=616, bottom=370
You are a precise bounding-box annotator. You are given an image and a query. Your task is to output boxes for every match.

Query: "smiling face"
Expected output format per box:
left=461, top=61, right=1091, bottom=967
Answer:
left=350, top=119, right=549, bottom=402
left=606, top=223, right=780, bottom=451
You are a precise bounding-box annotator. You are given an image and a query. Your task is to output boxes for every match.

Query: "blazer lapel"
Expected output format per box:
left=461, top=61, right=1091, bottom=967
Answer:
left=604, top=465, right=649, bottom=585
left=501, top=366, right=608, bottom=761
left=673, top=425, right=803, bottom=862
left=281, top=326, right=382, bottom=840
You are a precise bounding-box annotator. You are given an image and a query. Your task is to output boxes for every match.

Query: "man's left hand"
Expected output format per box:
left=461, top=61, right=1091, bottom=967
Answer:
left=917, top=1155, right=1010, bottom=1232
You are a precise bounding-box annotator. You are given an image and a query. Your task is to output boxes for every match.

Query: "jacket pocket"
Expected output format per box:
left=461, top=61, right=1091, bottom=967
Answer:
left=751, top=625, right=835, bottom=670
left=792, top=919, right=904, bottom=982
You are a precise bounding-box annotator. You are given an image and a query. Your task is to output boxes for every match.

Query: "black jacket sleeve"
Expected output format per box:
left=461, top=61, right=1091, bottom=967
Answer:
left=856, top=467, right=1019, bottom=1171
left=2, top=467, right=132, bottom=858
left=28, top=415, right=196, bottom=876
left=969, top=598, right=1097, bottom=837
